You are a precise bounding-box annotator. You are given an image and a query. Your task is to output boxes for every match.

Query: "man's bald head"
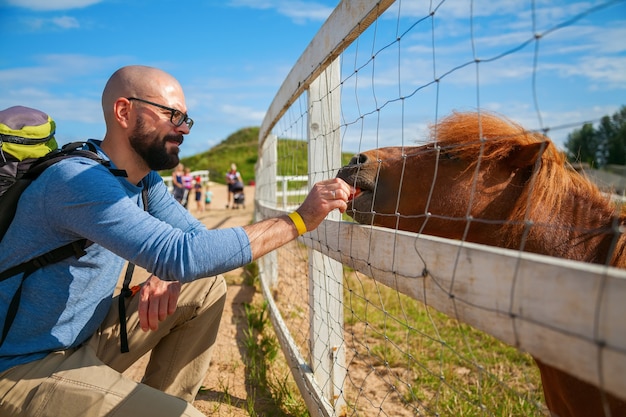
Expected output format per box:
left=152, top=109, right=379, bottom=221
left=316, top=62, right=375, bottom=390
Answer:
left=101, top=65, right=184, bottom=125
left=99, top=65, right=189, bottom=181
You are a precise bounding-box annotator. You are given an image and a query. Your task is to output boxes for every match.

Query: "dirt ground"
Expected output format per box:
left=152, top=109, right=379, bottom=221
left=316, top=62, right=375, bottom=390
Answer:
left=122, top=183, right=261, bottom=416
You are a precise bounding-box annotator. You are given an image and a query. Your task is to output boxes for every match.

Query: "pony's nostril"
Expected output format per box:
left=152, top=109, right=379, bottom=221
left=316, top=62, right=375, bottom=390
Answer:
left=350, top=154, right=368, bottom=166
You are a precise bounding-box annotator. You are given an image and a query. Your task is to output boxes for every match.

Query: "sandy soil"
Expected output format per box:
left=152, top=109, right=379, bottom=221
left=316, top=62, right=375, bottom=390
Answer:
left=122, top=183, right=260, bottom=416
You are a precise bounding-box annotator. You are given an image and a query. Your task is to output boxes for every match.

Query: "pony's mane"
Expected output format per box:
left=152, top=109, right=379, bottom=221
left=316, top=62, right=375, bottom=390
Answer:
left=430, top=112, right=624, bottom=253
left=430, top=111, right=564, bottom=167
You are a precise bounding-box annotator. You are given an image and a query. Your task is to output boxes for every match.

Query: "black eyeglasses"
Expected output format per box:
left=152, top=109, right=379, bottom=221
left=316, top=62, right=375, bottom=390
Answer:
left=127, top=97, right=194, bottom=129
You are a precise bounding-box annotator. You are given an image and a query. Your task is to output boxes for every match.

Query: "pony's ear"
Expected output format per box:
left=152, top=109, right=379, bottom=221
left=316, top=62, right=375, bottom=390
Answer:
left=507, top=141, right=548, bottom=169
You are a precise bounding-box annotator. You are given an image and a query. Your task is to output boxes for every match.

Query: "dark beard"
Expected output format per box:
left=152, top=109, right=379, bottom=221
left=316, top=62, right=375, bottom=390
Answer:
left=129, top=117, right=183, bottom=171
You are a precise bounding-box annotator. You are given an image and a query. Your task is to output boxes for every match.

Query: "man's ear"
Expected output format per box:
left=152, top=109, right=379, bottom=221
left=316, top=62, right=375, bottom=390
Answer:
left=114, top=98, right=132, bottom=128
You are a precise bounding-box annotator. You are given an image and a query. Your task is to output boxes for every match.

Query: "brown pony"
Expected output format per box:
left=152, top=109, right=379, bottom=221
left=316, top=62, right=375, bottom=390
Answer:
left=336, top=111, right=626, bottom=417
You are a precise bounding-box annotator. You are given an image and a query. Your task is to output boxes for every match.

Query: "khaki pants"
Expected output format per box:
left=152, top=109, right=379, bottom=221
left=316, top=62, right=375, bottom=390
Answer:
left=0, top=275, right=227, bottom=417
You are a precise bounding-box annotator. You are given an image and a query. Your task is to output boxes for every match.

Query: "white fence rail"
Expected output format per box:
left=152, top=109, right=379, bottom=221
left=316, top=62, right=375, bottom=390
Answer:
left=276, top=175, right=308, bottom=211
left=254, top=1, right=626, bottom=416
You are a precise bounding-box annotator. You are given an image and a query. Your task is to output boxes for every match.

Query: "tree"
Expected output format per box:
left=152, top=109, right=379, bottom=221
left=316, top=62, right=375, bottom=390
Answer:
left=565, top=106, right=626, bottom=168
left=565, top=122, right=598, bottom=166
left=605, top=107, right=626, bottom=166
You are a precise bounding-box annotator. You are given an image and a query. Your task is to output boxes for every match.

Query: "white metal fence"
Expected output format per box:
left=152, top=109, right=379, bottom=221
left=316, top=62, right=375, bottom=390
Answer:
left=254, top=1, right=626, bottom=416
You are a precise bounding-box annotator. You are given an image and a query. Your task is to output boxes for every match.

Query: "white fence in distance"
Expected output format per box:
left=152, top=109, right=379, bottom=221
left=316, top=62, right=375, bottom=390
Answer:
left=161, top=170, right=209, bottom=194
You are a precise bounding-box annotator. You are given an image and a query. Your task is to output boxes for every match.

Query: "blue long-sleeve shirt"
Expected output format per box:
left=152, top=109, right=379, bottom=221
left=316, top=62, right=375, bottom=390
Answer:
left=0, top=140, right=252, bottom=372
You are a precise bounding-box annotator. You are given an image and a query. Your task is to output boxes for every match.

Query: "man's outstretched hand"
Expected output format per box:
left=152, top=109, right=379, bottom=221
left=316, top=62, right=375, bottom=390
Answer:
left=296, top=178, right=354, bottom=231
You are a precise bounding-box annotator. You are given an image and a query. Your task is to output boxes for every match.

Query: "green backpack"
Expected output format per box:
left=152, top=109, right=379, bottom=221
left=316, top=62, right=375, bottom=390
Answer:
left=0, top=105, right=58, bottom=194
left=0, top=105, right=139, bottom=352
left=0, top=105, right=113, bottom=243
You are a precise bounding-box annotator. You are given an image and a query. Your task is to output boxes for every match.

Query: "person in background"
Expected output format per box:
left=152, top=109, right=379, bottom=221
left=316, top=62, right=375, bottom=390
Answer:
left=193, top=175, right=203, bottom=213
left=0, top=64, right=353, bottom=417
left=172, top=163, right=185, bottom=204
left=181, top=167, right=193, bottom=208
left=225, top=163, right=242, bottom=208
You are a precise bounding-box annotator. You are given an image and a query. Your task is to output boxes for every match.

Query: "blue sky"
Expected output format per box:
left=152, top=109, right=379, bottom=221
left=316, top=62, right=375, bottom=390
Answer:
left=1, top=0, right=625, bottom=157
left=0, top=0, right=337, bottom=156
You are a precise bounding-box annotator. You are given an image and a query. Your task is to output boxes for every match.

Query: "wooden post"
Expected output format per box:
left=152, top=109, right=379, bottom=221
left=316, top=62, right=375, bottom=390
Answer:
left=307, top=58, right=347, bottom=414
left=257, top=134, right=279, bottom=287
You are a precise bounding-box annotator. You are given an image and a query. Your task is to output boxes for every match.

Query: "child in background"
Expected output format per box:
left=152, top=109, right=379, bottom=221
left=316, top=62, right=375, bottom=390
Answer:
left=204, top=184, right=213, bottom=211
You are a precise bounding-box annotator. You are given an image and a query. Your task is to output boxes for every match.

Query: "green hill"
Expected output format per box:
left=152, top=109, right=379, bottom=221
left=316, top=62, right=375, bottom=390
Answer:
left=161, top=126, right=354, bottom=185
left=169, top=126, right=260, bottom=185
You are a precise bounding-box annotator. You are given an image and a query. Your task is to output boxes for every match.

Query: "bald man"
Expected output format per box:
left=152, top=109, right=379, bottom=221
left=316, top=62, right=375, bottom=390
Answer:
left=0, top=65, right=352, bottom=416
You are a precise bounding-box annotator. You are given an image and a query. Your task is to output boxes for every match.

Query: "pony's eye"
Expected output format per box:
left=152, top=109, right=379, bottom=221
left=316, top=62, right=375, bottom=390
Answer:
left=423, top=144, right=459, bottom=160
left=441, top=151, right=458, bottom=161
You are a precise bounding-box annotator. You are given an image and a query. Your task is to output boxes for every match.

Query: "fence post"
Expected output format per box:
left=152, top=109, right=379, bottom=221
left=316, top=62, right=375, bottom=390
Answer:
left=257, top=134, right=279, bottom=287
left=308, top=58, right=346, bottom=414
left=282, top=177, right=288, bottom=211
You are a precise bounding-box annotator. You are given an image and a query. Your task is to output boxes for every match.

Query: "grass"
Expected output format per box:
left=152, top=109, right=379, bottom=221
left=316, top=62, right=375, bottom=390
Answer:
left=237, top=252, right=547, bottom=416
left=199, top=223, right=548, bottom=415
left=342, top=269, right=547, bottom=416
left=241, top=301, right=309, bottom=417
left=239, top=262, right=310, bottom=417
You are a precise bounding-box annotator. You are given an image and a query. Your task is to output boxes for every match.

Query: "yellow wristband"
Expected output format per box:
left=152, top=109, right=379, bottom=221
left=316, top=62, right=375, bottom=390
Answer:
left=288, top=211, right=307, bottom=236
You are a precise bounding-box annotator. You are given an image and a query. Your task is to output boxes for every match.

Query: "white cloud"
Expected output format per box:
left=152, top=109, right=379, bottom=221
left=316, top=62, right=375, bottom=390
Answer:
left=0, top=54, right=128, bottom=86
left=0, top=54, right=129, bottom=124
left=227, top=0, right=334, bottom=24
left=6, top=0, right=102, bottom=11
left=20, top=15, right=81, bottom=31
left=220, top=103, right=266, bottom=124
left=51, top=16, right=80, bottom=29
left=275, top=1, right=333, bottom=23
left=8, top=93, right=102, bottom=124
left=396, top=0, right=525, bottom=20
left=546, top=56, right=626, bottom=87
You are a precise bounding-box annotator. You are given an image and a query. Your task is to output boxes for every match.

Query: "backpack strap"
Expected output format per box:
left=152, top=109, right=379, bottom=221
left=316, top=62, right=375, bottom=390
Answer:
left=0, top=240, right=88, bottom=346
left=117, top=179, right=149, bottom=353
left=0, top=240, right=87, bottom=282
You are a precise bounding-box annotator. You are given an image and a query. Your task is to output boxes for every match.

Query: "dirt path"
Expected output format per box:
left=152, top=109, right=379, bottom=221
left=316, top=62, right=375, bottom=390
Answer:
left=123, top=183, right=259, bottom=416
